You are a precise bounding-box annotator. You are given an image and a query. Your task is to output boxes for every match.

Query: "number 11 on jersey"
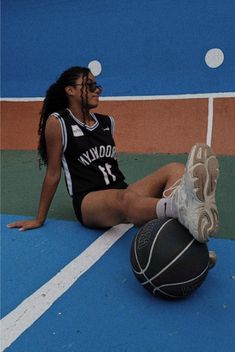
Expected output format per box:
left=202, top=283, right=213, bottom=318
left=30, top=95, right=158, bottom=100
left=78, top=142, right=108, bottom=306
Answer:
left=98, top=163, right=117, bottom=185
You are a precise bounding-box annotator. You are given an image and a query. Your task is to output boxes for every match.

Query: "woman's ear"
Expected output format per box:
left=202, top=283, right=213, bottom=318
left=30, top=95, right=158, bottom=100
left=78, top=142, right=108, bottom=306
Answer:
left=65, top=86, right=74, bottom=96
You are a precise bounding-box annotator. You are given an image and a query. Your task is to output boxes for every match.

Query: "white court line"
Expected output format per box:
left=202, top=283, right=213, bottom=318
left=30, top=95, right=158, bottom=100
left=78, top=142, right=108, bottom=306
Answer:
left=206, top=97, right=214, bottom=146
left=1, top=92, right=235, bottom=101
left=0, top=223, right=133, bottom=351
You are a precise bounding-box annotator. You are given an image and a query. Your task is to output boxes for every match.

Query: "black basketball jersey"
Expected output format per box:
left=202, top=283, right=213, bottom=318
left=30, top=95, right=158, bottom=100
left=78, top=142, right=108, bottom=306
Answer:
left=53, top=109, right=127, bottom=196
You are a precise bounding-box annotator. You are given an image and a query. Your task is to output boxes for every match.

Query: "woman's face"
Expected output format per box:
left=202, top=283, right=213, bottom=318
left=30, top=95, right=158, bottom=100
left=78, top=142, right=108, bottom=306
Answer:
left=67, top=73, right=102, bottom=109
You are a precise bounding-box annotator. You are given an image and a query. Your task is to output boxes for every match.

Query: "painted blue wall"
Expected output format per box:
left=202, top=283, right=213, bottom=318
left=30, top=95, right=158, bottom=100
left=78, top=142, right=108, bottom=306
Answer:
left=2, top=0, right=235, bottom=97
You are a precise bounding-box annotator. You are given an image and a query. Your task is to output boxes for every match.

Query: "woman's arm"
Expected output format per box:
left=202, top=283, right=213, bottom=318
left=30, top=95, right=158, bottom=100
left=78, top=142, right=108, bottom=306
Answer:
left=7, top=116, right=63, bottom=231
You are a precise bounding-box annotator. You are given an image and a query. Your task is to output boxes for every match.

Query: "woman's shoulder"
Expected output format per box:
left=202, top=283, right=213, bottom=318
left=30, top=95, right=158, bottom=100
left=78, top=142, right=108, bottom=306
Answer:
left=50, top=109, right=69, bottom=119
left=94, top=112, right=110, bottom=119
left=93, top=113, right=115, bottom=134
left=94, top=112, right=115, bottom=123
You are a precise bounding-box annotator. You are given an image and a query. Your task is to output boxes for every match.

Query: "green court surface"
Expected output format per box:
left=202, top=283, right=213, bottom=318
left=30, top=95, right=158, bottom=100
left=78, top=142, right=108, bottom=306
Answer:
left=1, top=150, right=235, bottom=240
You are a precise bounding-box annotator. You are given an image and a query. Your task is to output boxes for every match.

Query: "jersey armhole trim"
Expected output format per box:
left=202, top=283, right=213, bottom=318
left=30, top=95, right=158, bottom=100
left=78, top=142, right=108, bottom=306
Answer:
left=108, top=115, right=115, bottom=136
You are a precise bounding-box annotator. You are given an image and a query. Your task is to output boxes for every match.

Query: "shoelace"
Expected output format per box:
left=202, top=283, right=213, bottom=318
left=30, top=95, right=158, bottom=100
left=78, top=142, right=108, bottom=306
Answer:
left=163, top=178, right=182, bottom=198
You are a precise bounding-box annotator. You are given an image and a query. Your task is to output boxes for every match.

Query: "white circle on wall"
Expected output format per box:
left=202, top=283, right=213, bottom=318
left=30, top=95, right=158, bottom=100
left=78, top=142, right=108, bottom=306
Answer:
left=88, top=60, right=102, bottom=76
left=205, top=48, right=224, bottom=68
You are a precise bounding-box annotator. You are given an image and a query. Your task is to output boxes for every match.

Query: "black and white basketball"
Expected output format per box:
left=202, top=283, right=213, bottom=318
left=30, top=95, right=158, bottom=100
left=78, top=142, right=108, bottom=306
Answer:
left=130, top=217, right=210, bottom=299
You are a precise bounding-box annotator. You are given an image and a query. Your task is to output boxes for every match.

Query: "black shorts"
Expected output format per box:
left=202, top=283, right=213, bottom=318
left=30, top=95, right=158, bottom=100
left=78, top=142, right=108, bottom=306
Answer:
left=72, top=181, right=128, bottom=225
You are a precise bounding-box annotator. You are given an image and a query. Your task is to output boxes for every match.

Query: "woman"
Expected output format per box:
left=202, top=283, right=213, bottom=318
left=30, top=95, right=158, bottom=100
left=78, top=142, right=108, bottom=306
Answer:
left=7, top=66, right=219, bottom=244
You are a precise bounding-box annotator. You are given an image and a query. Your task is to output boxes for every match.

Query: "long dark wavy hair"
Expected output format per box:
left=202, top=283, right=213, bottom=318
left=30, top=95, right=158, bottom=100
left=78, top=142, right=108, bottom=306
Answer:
left=38, top=66, right=90, bottom=166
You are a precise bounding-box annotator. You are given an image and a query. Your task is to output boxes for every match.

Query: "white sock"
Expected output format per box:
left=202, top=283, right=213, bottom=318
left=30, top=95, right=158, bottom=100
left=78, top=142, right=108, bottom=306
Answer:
left=156, top=197, right=178, bottom=219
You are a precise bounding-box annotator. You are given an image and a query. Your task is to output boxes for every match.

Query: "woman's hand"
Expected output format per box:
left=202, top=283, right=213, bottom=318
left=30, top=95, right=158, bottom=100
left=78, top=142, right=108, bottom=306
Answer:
left=7, top=219, right=44, bottom=231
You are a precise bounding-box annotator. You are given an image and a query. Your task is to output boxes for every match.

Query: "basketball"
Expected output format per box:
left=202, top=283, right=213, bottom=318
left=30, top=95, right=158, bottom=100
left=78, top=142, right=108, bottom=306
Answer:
left=130, top=217, right=210, bottom=299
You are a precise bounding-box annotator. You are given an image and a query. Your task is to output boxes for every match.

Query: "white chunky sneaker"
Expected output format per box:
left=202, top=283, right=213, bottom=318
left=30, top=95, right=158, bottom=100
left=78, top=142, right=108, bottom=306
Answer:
left=173, top=143, right=219, bottom=242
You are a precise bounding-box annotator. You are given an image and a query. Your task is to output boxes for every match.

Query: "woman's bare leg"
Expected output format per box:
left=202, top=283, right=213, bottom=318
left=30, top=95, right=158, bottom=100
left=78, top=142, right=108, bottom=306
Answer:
left=80, top=162, right=185, bottom=228
left=127, top=162, right=185, bottom=197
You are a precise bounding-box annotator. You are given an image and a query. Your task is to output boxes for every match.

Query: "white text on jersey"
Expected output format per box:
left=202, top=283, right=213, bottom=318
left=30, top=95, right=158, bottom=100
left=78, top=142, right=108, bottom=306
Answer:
left=78, top=145, right=117, bottom=166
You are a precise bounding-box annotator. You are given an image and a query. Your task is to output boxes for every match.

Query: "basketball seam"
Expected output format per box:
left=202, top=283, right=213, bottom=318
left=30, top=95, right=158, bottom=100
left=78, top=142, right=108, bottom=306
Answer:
left=140, top=238, right=195, bottom=286
left=133, top=218, right=173, bottom=275
left=133, top=233, right=150, bottom=284
left=155, top=263, right=209, bottom=290
left=153, top=264, right=209, bottom=298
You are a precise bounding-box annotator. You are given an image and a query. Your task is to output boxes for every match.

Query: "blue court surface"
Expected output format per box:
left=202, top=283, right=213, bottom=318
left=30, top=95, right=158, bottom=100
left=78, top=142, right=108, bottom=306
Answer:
left=1, top=214, right=235, bottom=352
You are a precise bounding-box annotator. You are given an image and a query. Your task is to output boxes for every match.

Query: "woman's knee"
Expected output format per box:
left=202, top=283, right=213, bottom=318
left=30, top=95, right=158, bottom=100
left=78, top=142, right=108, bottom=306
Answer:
left=81, top=189, right=134, bottom=227
left=166, top=162, right=185, bottom=173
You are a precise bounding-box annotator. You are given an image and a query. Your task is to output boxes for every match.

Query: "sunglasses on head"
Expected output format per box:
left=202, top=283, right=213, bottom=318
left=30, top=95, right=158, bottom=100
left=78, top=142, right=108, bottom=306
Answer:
left=72, top=82, right=102, bottom=92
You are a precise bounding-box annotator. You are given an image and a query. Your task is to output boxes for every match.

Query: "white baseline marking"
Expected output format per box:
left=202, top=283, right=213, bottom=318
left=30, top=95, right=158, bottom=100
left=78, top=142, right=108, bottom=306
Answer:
left=0, top=223, right=133, bottom=351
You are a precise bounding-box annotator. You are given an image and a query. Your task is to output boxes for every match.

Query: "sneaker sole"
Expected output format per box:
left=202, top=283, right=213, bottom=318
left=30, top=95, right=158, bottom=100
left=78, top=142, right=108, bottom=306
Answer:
left=208, top=250, right=217, bottom=270
left=186, top=144, right=219, bottom=241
